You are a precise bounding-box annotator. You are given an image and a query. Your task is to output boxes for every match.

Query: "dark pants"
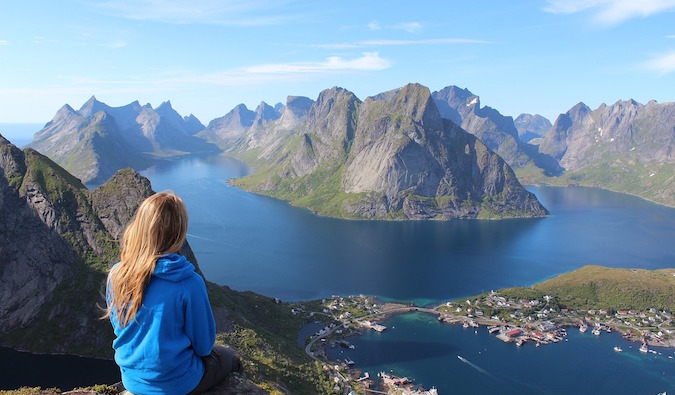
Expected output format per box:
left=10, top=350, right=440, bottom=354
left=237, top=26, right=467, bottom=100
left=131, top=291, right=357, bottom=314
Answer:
left=187, top=345, right=241, bottom=395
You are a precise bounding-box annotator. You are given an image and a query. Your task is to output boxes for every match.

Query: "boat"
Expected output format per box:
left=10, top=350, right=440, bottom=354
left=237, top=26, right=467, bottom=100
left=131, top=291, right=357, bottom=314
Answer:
left=640, top=343, right=649, bottom=353
left=488, top=326, right=501, bottom=334
left=614, top=346, right=623, bottom=352
left=345, top=357, right=355, bottom=365
left=592, top=328, right=601, bottom=336
left=579, top=324, right=588, bottom=333
left=463, top=322, right=469, bottom=328
left=516, top=339, right=525, bottom=347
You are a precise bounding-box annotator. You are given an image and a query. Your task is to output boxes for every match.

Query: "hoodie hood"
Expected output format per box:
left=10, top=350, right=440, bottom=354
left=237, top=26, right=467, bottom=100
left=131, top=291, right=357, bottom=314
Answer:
left=153, top=253, right=196, bottom=282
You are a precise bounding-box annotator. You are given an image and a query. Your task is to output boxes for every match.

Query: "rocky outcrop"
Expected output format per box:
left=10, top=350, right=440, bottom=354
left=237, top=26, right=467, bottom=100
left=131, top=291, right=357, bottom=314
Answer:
left=514, top=113, right=551, bottom=143
left=28, top=97, right=218, bottom=186
left=234, top=84, right=548, bottom=219
left=432, top=86, right=561, bottom=176
left=199, top=104, right=256, bottom=142
left=539, top=99, right=675, bottom=206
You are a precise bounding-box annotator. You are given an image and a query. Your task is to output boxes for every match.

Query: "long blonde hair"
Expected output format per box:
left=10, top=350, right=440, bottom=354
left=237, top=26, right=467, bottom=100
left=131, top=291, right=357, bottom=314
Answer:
left=105, top=191, right=188, bottom=327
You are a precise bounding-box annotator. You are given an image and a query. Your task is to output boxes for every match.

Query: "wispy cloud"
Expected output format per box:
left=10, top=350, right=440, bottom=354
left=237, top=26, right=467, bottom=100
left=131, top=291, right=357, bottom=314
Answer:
left=109, top=39, right=128, bottom=49
left=667, top=34, right=675, bottom=38
left=643, top=51, right=675, bottom=75
left=544, top=0, right=675, bottom=25
left=310, top=37, right=488, bottom=49
left=368, top=21, right=382, bottom=31
left=243, top=52, right=390, bottom=74
left=0, top=40, right=9, bottom=46
left=91, top=0, right=305, bottom=26
left=395, top=22, right=423, bottom=33
left=49, top=53, right=391, bottom=92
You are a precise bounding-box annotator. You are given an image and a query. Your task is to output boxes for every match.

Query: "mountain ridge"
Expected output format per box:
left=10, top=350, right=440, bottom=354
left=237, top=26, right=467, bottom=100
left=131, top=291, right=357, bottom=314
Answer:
left=230, top=83, right=548, bottom=220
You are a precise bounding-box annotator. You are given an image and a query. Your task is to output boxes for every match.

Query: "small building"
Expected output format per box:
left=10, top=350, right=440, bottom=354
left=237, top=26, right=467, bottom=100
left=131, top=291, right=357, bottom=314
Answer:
left=507, top=329, right=521, bottom=338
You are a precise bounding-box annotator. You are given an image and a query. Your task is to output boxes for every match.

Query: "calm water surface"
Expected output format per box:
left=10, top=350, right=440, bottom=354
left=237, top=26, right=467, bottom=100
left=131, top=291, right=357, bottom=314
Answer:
left=141, top=155, right=675, bottom=304
left=326, top=312, right=675, bottom=394
left=140, top=155, right=675, bottom=394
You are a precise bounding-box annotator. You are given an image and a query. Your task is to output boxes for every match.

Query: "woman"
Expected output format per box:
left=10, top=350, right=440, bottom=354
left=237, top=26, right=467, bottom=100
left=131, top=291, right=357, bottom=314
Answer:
left=105, top=191, right=241, bottom=395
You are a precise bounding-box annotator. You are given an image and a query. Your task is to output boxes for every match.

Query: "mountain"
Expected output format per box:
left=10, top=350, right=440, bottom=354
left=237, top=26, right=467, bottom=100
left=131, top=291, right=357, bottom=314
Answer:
left=514, top=113, right=551, bottom=143
left=0, top=133, right=146, bottom=354
left=28, top=97, right=219, bottom=186
left=431, top=86, right=562, bottom=177
left=198, top=104, right=256, bottom=143
left=539, top=99, right=675, bottom=206
left=0, top=134, right=320, bottom=393
left=232, top=84, right=548, bottom=220
left=199, top=97, right=314, bottom=160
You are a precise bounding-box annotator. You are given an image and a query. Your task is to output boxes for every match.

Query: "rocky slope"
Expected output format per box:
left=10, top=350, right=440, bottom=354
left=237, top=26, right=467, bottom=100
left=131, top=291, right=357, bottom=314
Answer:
left=1, top=133, right=141, bottom=354
left=232, top=84, right=548, bottom=219
left=0, top=134, right=322, bottom=393
left=514, top=113, right=551, bottom=143
left=431, top=86, right=562, bottom=178
left=28, top=97, right=218, bottom=186
left=539, top=99, right=675, bottom=206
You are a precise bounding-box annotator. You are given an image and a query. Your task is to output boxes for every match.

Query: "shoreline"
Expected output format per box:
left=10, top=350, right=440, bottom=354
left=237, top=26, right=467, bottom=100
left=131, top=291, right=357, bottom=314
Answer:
left=306, top=294, right=674, bottom=393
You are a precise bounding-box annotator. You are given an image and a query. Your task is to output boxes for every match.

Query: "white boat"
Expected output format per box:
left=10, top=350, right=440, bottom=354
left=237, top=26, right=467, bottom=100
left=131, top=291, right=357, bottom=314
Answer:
left=640, top=343, right=649, bottom=353
left=592, top=328, right=601, bottom=336
left=579, top=324, right=588, bottom=333
left=345, top=357, right=355, bottom=365
left=614, top=346, right=623, bottom=352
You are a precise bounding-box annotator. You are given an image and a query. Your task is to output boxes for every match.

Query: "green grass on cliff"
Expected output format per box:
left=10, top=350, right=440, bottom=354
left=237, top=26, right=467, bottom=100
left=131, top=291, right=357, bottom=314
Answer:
left=207, top=284, right=328, bottom=394
left=533, top=265, right=675, bottom=312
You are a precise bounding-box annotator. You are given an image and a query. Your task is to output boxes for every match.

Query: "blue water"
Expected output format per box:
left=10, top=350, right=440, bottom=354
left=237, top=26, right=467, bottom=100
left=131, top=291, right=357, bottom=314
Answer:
left=326, top=312, right=675, bottom=394
left=0, top=346, right=120, bottom=390
left=140, top=155, right=675, bottom=394
left=5, top=154, right=673, bottom=392
left=141, top=155, right=675, bottom=304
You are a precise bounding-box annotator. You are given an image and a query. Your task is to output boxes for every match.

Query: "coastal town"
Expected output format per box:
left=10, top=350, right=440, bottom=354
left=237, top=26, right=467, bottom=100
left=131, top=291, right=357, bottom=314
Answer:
left=298, top=292, right=675, bottom=394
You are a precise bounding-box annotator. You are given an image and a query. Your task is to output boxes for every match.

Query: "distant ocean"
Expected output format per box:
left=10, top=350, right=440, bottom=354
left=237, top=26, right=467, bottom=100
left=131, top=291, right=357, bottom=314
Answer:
left=0, top=123, right=42, bottom=147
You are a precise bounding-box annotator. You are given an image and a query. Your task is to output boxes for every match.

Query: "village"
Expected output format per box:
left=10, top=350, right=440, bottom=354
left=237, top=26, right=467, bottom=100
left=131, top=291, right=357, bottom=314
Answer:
left=436, top=290, right=675, bottom=351
left=296, top=292, right=675, bottom=394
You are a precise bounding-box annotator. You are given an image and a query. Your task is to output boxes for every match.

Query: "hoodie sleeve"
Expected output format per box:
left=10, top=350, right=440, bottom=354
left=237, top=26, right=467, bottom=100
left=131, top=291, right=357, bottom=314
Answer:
left=183, top=273, right=216, bottom=357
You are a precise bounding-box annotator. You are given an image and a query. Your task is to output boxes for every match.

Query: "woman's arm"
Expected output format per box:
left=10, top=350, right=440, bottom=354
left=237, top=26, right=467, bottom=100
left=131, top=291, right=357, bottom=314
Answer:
left=183, top=274, right=216, bottom=357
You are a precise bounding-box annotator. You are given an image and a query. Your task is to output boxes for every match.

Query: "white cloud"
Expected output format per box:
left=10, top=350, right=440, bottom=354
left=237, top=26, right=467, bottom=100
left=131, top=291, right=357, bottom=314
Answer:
left=244, top=52, right=390, bottom=74
left=310, top=37, right=488, bottom=49
left=109, top=40, right=128, bottom=49
left=395, top=22, right=423, bottom=33
left=643, top=51, right=675, bottom=74
left=360, top=38, right=488, bottom=46
left=368, top=21, right=382, bottom=31
left=667, top=34, right=675, bottom=38
left=91, top=0, right=303, bottom=26
left=0, top=40, right=8, bottom=46
left=544, top=0, right=675, bottom=24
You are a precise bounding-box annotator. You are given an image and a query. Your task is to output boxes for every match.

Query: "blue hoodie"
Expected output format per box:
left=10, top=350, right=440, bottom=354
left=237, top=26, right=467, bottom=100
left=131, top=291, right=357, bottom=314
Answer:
left=107, top=254, right=216, bottom=395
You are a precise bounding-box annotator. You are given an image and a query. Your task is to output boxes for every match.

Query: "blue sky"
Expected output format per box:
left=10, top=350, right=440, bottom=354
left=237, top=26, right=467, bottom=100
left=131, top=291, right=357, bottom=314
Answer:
left=1, top=0, right=674, bottom=134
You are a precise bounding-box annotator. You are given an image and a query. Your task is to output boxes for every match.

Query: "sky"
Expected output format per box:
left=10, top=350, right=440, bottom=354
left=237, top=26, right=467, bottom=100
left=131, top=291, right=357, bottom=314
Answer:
left=1, top=0, right=674, bottom=137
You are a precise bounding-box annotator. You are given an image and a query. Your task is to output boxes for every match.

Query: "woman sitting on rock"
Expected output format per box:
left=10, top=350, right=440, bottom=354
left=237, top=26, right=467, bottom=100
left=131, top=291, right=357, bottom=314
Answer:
left=105, top=191, right=241, bottom=395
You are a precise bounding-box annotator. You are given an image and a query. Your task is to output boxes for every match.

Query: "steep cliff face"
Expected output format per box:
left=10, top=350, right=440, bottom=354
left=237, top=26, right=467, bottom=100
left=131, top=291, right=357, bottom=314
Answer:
left=432, top=86, right=562, bottom=177
left=539, top=100, right=675, bottom=206
left=1, top=135, right=310, bottom=393
left=28, top=97, right=218, bottom=186
left=0, top=134, right=125, bottom=353
left=233, top=84, right=548, bottom=219
left=514, top=113, right=551, bottom=143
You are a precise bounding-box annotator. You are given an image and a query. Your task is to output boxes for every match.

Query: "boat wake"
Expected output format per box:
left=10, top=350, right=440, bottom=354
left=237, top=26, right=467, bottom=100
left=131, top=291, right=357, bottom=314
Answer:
left=457, top=355, right=491, bottom=376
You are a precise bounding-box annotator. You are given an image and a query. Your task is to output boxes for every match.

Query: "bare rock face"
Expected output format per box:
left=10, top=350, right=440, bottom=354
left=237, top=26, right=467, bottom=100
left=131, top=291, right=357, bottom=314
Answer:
left=514, top=113, right=552, bottom=142
left=28, top=97, right=217, bottom=186
left=539, top=99, right=675, bottom=206
left=234, top=84, right=548, bottom=220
